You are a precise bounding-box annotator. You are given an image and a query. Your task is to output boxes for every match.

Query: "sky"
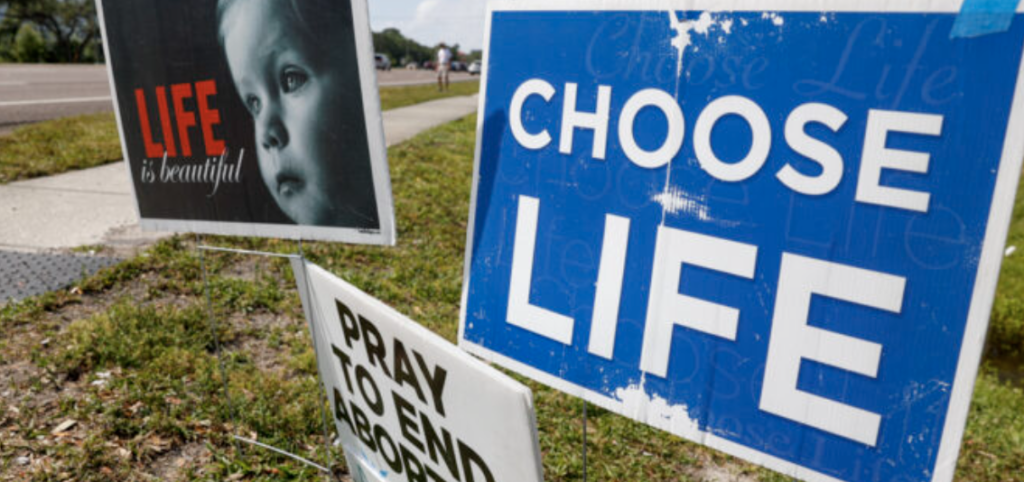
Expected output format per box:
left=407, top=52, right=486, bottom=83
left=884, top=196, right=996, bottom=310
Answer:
left=368, top=0, right=487, bottom=52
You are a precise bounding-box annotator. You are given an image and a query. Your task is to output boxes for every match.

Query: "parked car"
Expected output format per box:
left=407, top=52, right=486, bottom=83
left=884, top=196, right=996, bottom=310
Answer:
left=450, top=61, right=466, bottom=72
left=374, top=53, right=391, bottom=71
left=468, top=60, right=482, bottom=76
left=404, top=61, right=419, bottom=70
left=422, top=60, right=435, bottom=70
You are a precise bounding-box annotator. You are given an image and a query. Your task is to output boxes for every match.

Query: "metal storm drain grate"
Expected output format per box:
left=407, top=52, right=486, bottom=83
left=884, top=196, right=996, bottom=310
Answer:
left=0, top=250, right=122, bottom=304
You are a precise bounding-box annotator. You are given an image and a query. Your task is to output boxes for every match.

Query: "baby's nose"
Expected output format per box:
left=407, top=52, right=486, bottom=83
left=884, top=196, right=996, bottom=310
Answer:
left=261, top=116, right=289, bottom=150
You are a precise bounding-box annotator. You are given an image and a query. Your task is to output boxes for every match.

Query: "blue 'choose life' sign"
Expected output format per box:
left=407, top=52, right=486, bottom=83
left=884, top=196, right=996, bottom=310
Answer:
left=458, top=1, right=1024, bottom=481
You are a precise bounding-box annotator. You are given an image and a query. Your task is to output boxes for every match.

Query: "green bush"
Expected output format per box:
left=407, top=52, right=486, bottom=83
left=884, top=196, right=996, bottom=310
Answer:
left=13, top=23, right=47, bottom=63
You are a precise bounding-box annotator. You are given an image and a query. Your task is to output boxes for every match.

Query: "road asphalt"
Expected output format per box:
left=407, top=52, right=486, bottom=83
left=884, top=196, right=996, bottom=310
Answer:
left=0, top=64, right=476, bottom=134
left=0, top=94, right=480, bottom=254
left=0, top=64, right=113, bottom=135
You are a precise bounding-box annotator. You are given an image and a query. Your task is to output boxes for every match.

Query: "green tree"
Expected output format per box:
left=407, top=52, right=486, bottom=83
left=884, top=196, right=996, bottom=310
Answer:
left=373, top=28, right=433, bottom=67
left=0, top=0, right=100, bottom=63
left=442, top=43, right=462, bottom=61
left=12, top=22, right=45, bottom=62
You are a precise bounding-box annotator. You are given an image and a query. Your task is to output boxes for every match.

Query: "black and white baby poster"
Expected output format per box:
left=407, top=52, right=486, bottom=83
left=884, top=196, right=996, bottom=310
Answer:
left=97, top=0, right=395, bottom=244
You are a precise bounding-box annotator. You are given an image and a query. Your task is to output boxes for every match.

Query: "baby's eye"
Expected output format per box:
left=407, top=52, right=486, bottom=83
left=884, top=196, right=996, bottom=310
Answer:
left=281, top=68, right=309, bottom=93
left=245, top=95, right=261, bottom=116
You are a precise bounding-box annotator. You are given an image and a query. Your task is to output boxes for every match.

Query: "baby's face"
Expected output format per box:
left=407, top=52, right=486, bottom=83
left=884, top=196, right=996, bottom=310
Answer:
left=222, top=0, right=370, bottom=226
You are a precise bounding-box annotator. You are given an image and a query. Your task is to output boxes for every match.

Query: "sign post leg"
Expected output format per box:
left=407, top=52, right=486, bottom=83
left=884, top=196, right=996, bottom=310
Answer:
left=297, top=239, right=342, bottom=482
left=196, top=233, right=242, bottom=455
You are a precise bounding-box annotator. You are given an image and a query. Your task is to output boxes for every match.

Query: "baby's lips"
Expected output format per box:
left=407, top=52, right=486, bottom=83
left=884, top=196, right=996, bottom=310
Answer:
left=276, top=175, right=304, bottom=197
left=272, top=160, right=304, bottom=196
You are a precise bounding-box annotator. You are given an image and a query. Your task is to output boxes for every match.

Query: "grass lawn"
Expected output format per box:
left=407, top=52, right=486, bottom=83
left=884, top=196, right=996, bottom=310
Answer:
left=990, top=178, right=1024, bottom=362
left=1, top=113, right=1023, bottom=481
left=0, top=113, right=122, bottom=185
left=0, top=81, right=479, bottom=185
left=378, top=80, right=480, bottom=111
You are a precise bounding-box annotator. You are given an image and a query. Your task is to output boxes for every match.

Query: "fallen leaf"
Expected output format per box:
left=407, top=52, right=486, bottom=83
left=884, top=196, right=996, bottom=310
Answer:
left=144, top=435, right=171, bottom=454
left=51, top=420, right=77, bottom=435
left=128, top=401, right=144, bottom=415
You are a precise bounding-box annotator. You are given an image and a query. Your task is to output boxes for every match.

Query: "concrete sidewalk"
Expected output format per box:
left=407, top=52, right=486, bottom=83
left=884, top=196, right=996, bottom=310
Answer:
left=0, top=94, right=479, bottom=254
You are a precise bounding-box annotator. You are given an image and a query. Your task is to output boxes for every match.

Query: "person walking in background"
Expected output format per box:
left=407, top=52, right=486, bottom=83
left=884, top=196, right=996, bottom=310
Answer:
left=437, top=43, right=452, bottom=92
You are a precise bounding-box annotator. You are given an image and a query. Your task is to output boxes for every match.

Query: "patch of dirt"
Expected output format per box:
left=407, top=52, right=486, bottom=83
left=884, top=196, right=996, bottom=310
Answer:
left=0, top=244, right=316, bottom=481
left=673, top=449, right=763, bottom=482
left=219, top=254, right=267, bottom=281
left=0, top=369, right=94, bottom=482
left=216, top=258, right=309, bottom=376
left=98, top=225, right=172, bottom=259
left=228, top=311, right=299, bottom=374
left=147, top=442, right=211, bottom=481
left=690, top=465, right=760, bottom=482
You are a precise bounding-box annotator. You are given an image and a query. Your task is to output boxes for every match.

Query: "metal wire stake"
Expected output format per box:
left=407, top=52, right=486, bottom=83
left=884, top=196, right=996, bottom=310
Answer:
left=233, top=435, right=331, bottom=474
left=583, top=399, right=588, bottom=482
left=298, top=238, right=341, bottom=482
left=198, top=245, right=299, bottom=259
left=196, top=233, right=242, bottom=455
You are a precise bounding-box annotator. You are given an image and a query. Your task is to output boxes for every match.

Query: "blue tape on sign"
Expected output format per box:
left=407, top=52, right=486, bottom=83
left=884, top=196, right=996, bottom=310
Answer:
left=951, top=0, right=1021, bottom=38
